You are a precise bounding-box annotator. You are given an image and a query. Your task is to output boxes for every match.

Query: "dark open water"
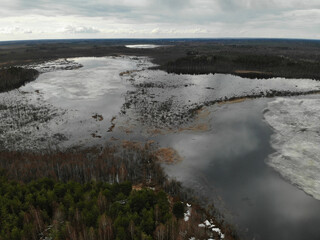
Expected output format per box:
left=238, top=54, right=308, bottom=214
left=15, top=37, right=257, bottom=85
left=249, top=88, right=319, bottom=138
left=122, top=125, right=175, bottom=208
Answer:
left=161, top=98, right=320, bottom=240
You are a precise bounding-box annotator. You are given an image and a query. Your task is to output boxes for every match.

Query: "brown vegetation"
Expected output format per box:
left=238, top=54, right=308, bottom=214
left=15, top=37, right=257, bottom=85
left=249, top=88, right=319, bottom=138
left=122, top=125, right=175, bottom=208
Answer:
left=153, top=148, right=182, bottom=164
left=119, top=70, right=140, bottom=76
left=107, top=116, right=116, bottom=132
left=92, top=113, right=104, bottom=121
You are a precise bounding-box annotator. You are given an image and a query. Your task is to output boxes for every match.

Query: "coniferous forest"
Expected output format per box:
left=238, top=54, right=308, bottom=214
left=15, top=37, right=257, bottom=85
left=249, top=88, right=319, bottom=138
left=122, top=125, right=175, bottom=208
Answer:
left=0, top=175, right=175, bottom=240
left=0, top=145, right=238, bottom=240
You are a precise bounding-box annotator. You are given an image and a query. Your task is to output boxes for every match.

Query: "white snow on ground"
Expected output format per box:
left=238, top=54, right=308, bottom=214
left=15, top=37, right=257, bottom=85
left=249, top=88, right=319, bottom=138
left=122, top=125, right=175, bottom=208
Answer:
left=184, top=203, right=192, bottom=221
left=0, top=90, right=67, bottom=151
left=199, top=219, right=225, bottom=239
left=125, top=44, right=162, bottom=48
left=264, top=97, right=320, bottom=200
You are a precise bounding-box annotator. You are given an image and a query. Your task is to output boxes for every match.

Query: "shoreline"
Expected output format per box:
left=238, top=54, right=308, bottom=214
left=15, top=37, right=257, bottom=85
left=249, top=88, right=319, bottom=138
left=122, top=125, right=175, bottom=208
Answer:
left=1, top=47, right=320, bottom=239
left=1, top=39, right=320, bottom=80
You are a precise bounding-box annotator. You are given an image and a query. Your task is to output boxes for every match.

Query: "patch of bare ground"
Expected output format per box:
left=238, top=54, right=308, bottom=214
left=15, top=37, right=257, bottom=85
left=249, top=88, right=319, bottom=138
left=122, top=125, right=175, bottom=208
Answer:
left=92, top=113, right=103, bottom=121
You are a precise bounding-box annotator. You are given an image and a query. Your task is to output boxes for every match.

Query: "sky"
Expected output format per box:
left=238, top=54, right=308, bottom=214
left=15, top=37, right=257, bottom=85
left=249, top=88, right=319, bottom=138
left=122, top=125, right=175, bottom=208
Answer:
left=0, top=0, right=319, bottom=41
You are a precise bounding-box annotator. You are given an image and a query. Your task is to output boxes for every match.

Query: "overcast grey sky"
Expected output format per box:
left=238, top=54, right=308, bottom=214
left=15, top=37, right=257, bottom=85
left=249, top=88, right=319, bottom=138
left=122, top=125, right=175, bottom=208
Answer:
left=0, top=0, right=319, bottom=40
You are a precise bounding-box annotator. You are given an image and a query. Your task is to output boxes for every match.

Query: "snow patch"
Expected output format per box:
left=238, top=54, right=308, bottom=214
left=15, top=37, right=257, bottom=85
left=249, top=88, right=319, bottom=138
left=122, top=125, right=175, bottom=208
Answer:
left=200, top=219, right=224, bottom=239
left=184, top=203, right=191, bottom=222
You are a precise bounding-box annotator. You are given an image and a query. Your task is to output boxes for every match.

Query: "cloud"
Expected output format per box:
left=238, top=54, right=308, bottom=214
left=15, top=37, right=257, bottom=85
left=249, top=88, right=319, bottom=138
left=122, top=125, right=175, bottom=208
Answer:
left=0, top=26, right=33, bottom=34
left=0, top=0, right=319, bottom=40
left=59, top=25, right=100, bottom=34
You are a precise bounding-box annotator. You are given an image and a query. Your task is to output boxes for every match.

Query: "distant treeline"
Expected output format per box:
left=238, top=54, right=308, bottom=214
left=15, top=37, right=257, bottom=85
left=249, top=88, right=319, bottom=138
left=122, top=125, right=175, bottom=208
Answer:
left=0, top=67, right=39, bottom=93
left=162, top=53, right=320, bottom=80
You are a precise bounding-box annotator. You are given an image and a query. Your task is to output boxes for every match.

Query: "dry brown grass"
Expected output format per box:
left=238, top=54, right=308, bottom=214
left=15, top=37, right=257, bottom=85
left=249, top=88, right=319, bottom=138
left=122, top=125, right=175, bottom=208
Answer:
left=153, top=147, right=182, bottom=164
left=119, top=70, right=140, bottom=76
left=195, top=107, right=210, bottom=119
left=235, top=70, right=271, bottom=74
left=121, top=140, right=144, bottom=150
left=218, top=97, right=249, bottom=105
left=120, top=140, right=181, bottom=164
left=132, top=183, right=143, bottom=191
left=147, top=128, right=164, bottom=135
left=177, top=107, right=210, bottom=133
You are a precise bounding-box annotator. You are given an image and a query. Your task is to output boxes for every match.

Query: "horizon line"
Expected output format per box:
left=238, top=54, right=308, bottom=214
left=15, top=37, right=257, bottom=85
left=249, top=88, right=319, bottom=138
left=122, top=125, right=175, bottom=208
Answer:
left=0, top=37, right=319, bottom=44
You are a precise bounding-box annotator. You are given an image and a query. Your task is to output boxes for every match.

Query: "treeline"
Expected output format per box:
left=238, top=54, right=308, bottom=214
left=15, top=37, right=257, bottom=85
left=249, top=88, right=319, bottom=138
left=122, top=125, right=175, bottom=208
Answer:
left=0, top=144, right=239, bottom=240
left=164, top=55, right=218, bottom=74
left=0, top=143, right=197, bottom=202
left=162, top=53, right=320, bottom=80
left=0, top=175, right=193, bottom=240
left=0, top=67, right=39, bottom=93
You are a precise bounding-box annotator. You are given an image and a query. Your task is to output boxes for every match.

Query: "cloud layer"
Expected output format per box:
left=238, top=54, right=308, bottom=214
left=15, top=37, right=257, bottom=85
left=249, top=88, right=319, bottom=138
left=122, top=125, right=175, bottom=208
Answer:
left=0, top=0, right=319, bottom=40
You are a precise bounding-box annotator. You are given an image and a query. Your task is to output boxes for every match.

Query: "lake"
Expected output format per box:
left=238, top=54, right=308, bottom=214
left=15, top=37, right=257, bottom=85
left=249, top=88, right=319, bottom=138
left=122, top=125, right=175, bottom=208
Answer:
left=1, top=56, right=320, bottom=239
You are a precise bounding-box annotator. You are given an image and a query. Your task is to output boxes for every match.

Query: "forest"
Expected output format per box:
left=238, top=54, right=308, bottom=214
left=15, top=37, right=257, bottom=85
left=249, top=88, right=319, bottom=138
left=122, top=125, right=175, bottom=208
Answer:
left=0, top=144, right=238, bottom=240
left=0, top=174, right=183, bottom=240
left=0, top=67, right=39, bottom=93
left=163, top=53, right=320, bottom=80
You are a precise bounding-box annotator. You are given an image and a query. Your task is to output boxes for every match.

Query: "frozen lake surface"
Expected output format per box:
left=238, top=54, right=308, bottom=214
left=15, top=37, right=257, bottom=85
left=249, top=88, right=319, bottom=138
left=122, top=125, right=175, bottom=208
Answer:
left=125, top=44, right=162, bottom=48
left=264, top=97, right=320, bottom=200
left=0, top=56, right=153, bottom=150
left=1, top=56, right=320, bottom=239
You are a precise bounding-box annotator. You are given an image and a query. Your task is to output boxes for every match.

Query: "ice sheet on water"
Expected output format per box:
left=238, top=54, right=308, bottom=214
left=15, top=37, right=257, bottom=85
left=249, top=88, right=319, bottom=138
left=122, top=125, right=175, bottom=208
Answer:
left=0, top=56, right=153, bottom=151
left=264, top=97, right=320, bottom=200
left=133, top=70, right=320, bottom=105
left=125, top=44, right=162, bottom=49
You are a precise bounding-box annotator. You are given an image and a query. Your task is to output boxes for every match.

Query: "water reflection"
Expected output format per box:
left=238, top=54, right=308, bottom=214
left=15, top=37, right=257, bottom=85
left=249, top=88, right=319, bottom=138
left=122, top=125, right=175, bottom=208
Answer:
left=160, top=99, right=320, bottom=240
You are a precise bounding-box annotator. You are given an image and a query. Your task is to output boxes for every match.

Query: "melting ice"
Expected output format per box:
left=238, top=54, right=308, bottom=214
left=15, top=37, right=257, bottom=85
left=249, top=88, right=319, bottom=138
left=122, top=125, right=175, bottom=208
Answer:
left=264, top=97, right=320, bottom=200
